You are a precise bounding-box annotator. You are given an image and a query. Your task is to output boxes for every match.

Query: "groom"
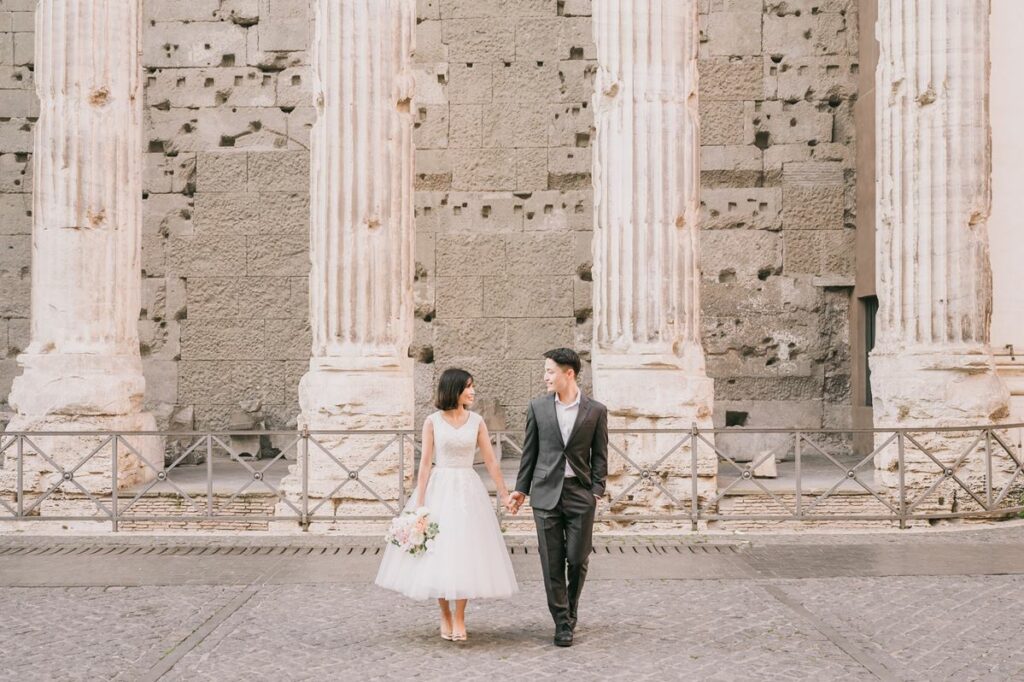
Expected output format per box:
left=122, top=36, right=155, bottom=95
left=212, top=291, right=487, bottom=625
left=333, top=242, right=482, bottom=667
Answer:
left=508, top=348, right=608, bottom=647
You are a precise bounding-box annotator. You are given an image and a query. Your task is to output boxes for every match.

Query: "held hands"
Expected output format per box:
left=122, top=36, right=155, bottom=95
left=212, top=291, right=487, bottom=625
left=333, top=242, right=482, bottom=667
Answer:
left=506, top=491, right=525, bottom=515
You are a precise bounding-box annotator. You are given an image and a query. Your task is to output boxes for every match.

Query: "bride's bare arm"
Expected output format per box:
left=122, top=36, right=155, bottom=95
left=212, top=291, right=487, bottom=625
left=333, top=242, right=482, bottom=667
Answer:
left=415, top=419, right=434, bottom=507
left=476, top=421, right=509, bottom=505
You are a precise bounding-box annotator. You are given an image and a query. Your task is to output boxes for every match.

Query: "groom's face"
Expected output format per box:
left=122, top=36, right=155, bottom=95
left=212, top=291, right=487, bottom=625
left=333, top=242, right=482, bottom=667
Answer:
left=543, top=358, right=574, bottom=394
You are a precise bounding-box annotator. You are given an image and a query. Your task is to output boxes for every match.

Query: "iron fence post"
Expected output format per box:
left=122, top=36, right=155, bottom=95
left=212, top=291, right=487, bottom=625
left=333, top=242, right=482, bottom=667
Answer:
left=111, top=435, right=119, bottom=533
left=206, top=435, right=214, bottom=518
left=690, top=423, right=699, bottom=532
left=495, top=433, right=505, bottom=522
left=794, top=432, right=802, bottom=520
left=398, top=433, right=406, bottom=511
left=985, top=428, right=993, bottom=510
left=897, top=431, right=907, bottom=529
left=16, top=435, right=23, bottom=518
left=301, top=425, right=310, bottom=530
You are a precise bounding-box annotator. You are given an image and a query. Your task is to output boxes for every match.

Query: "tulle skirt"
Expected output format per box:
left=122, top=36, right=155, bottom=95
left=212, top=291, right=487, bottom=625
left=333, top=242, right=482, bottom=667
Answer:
left=374, top=467, right=519, bottom=601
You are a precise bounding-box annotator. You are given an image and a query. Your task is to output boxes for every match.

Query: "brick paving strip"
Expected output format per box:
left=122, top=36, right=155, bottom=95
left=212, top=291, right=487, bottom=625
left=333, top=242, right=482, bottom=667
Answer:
left=3, top=523, right=1024, bottom=680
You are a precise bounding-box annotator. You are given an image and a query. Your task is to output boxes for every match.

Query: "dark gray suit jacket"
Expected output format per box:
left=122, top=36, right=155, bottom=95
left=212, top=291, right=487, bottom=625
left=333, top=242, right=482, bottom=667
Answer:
left=514, top=392, right=608, bottom=511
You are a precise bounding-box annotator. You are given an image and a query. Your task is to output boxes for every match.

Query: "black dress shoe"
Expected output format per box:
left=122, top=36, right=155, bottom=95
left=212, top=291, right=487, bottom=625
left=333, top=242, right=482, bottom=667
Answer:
left=554, top=625, right=574, bottom=647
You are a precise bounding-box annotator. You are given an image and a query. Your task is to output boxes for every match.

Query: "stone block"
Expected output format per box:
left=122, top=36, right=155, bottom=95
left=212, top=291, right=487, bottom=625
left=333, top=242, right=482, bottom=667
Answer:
left=440, top=0, right=504, bottom=18
left=701, top=145, right=762, bottom=172
left=0, top=118, right=31, bottom=153
left=144, top=0, right=219, bottom=21
left=481, top=102, right=549, bottom=148
left=507, top=317, right=574, bottom=358
left=433, top=318, right=507, bottom=360
left=559, top=0, right=591, bottom=15
left=0, top=153, right=31, bottom=193
left=698, top=57, right=763, bottom=100
left=505, top=233, right=574, bottom=275
left=197, top=152, right=248, bottom=192
left=0, top=88, right=35, bottom=117
left=0, top=33, right=10, bottom=67
left=418, top=0, right=441, bottom=21
left=701, top=230, right=782, bottom=281
left=0, top=235, right=29, bottom=317
left=574, top=278, right=592, bottom=315
left=706, top=11, right=762, bottom=56
left=187, top=277, right=296, bottom=319
left=145, top=68, right=276, bottom=108
left=522, top=191, right=590, bottom=231
left=767, top=56, right=858, bottom=102
left=449, top=104, right=482, bottom=148
left=547, top=146, right=589, bottom=188
left=144, top=193, right=195, bottom=239
left=435, top=276, right=484, bottom=318
left=148, top=108, right=290, bottom=152
left=142, top=232, right=168, bottom=278
left=415, top=150, right=452, bottom=191
left=181, top=319, right=265, bottom=360
left=701, top=188, right=782, bottom=231
left=0, top=65, right=33, bottom=90
left=558, top=17, right=594, bottom=60
left=144, top=21, right=248, bottom=68
left=275, top=66, right=312, bottom=108
left=258, top=0, right=308, bottom=52
left=7, top=317, right=27, bottom=354
left=516, top=148, right=548, bottom=190
left=764, top=142, right=853, bottom=171
left=450, top=148, right=516, bottom=191
left=782, top=184, right=844, bottom=230
left=247, top=151, right=309, bottom=191
left=259, top=192, right=308, bottom=234
left=193, top=192, right=259, bottom=235
left=783, top=229, right=855, bottom=278
left=168, top=233, right=247, bottom=277
left=548, top=102, right=592, bottom=148
left=438, top=192, right=522, bottom=233
left=436, top=234, right=506, bottom=275
left=284, top=106, right=316, bottom=150
left=265, top=317, right=311, bottom=360
left=444, top=17, right=515, bottom=62
left=492, top=62, right=561, bottom=102
left=144, top=153, right=196, bottom=195
left=216, top=0, right=260, bottom=25
left=746, top=100, right=833, bottom=146
left=482, top=275, right=574, bottom=317
left=178, top=360, right=286, bottom=404
left=763, top=9, right=852, bottom=58
left=448, top=62, right=492, bottom=104
left=414, top=104, right=449, bottom=149
left=413, top=63, right=449, bottom=104
left=416, top=20, right=447, bottom=63
left=556, top=60, right=595, bottom=102
left=12, top=31, right=31, bottom=66
left=782, top=160, right=844, bottom=185
left=142, top=359, right=179, bottom=408
left=515, top=16, right=562, bottom=62
left=699, top=100, right=745, bottom=146
left=246, top=233, right=309, bottom=276
left=458, top=356, right=536, bottom=406
left=0, top=192, right=30, bottom=234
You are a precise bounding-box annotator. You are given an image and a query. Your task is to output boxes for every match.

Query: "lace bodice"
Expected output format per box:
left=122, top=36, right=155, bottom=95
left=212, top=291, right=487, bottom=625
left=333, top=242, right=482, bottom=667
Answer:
left=429, top=411, right=481, bottom=469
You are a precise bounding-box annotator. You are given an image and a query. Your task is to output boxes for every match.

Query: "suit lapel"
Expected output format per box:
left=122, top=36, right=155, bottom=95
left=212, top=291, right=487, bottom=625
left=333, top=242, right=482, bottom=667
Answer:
left=564, top=393, right=591, bottom=449
left=547, top=393, right=564, bottom=447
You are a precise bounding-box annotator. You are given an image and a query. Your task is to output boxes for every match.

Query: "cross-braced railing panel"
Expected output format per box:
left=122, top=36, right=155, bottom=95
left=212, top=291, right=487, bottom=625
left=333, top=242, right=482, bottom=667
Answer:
left=1, top=424, right=1023, bottom=530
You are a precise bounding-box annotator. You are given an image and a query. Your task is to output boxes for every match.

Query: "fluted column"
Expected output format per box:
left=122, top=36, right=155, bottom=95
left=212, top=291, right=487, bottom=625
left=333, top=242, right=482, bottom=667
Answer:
left=871, top=0, right=1010, bottom=495
left=3, top=0, right=159, bottom=494
left=591, top=0, right=715, bottom=514
left=278, top=0, right=416, bottom=524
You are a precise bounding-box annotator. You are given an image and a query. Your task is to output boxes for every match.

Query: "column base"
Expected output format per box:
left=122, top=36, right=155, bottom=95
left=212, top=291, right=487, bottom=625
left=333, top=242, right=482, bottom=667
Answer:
left=870, top=349, right=1013, bottom=510
left=1, top=412, right=161, bottom=494
left=592, top=353, right=716, bottom=515
left=275, top=358, right=415, bottom=522
left=9, top=353, right=147, bottom=416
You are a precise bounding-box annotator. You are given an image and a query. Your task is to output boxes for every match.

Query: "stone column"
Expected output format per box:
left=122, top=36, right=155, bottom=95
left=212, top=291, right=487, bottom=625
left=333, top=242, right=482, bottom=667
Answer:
left=278, top=0, right=416, bottom=525
left=590, top=0, right=715, bottom=517
left=871, top=0, right=1011, bottom=500
left=3, top=0, right=159, bottom=495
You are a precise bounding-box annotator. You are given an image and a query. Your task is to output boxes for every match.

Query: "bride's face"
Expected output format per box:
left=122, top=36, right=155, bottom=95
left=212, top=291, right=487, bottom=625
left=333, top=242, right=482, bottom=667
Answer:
left=459, top=379, right=476, bottom=407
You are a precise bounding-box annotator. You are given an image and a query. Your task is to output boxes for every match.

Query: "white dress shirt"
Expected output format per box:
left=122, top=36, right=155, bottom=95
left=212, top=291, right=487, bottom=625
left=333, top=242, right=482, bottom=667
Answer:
left=554, top=390, right=581, bottom=478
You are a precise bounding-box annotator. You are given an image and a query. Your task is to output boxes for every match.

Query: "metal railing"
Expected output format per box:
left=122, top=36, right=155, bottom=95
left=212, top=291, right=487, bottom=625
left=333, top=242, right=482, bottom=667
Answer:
left=0, top=423, right=1022, bottom=531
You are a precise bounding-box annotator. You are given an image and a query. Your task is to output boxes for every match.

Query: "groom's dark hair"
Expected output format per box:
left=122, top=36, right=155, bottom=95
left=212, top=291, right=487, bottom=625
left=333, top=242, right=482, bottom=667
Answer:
left=435, top=367, right=474, bottom=410
left=543, top=348, right=581, bottom=379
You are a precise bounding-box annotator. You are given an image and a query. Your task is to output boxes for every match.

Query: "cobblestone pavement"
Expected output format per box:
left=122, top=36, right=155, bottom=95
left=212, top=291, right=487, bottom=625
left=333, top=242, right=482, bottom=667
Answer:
left=3, top=525, right=1024, bottom=680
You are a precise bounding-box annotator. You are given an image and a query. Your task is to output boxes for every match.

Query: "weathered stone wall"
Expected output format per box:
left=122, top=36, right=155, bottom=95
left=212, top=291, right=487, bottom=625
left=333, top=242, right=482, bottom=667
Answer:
left=0, top=0, right=858, bottom=436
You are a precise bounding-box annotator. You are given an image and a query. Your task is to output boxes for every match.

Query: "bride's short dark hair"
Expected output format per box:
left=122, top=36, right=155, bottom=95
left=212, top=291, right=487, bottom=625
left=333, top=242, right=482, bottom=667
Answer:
left=435, top=368, right=474, bottom=410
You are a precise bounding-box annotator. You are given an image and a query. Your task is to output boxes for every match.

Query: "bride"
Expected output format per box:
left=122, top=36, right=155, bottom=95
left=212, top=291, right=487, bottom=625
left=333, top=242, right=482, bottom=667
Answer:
left=375, top=368, right=519, bottom=641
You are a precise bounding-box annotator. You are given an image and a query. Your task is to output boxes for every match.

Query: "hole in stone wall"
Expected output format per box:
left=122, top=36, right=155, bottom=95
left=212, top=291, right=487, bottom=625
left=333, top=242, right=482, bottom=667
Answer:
left=482, top=205, right=491, bottom=218
left=234, top=76, right=243, bottom=86
left=725, top=411, right=748, bottom=427
left=570, top=47, right=583, bottom=59
left=718, top=269, right=736, bottom=283
left=292, top=75, right=302, bottom=85
left=754, top=131, right=772, bottom=150
left=204, top=78, right=214, bottom=87
left=222, top=54, right=236, bottom=66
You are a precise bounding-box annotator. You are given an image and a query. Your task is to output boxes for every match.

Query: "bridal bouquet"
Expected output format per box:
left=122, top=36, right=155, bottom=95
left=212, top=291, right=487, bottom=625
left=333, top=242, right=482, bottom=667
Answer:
left=385, top=507, right=440, bottom=557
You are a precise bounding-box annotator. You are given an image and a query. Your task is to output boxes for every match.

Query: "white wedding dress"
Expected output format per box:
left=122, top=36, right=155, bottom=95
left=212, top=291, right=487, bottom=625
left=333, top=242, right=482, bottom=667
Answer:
left=375, top=411, right=519, bottom=600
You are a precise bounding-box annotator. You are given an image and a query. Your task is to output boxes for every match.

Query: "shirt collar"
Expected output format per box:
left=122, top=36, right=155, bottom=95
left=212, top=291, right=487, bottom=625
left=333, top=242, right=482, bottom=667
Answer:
left=555, top=390, right=581, bottom=408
